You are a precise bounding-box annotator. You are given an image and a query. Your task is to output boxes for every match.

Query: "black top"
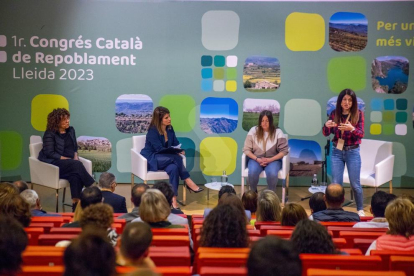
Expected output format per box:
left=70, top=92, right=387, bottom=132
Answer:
left=60, top=132, right=75, bottom=159
left=101, top=191, right=128, bottom=213
left=38, top=126, right=78, bottom=164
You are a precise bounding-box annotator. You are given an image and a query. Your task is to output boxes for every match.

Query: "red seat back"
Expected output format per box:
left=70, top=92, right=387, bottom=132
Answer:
left=371, top=250, right=414, bottom=270
left=390, top=256, right=414, bottom=276
left=38, top=234, right=78, bottom=246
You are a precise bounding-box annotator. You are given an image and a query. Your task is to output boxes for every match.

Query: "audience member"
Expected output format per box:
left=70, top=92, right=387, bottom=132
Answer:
left=401, top=193, right=414, bottom=204
left=64, top=228, right=116, bottom=276
left=200, top=204, right=249, bottom=248
left=354, top=191, right=396, bottom=228
left=12, top=180, right=28, bottom=193
left=366, top=198, right=414, bottom=255
left=99, top=172, right=127, bottom=213
left=0, top=216, right=28, bottom=276
left=153, top=181, right=183, bottom=214
left=0, top=182, right=19, bottom=198
left=308, top=192, right=326, bottom=220
left=119, top=184, right=149, bottom=223
left=247, top=236, right=302, bottom=276
left=256, top=190, right=282, bottom=222
left=0, top=194, right=31, bottom=227
left=312, top=184, right=360, bottom=222
left=203, top=185, right=236, bottom=218
left=242, top=190, right=258, bottom=216
left=291, top=219, right=339, bottom=254
left=281, top=203, right=308, bottom=226
left=20, top=189, right=61, bottom=217
left=219, top=193, right=250, bottom=222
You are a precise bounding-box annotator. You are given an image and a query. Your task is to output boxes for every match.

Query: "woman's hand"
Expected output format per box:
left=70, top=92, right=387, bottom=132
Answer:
left=256, top=157, right=268, bottom=167
left=325, top=120, right=337, bottom=128
left=179, top=150, right=185, bottom=155
left=74, top=153, right=79, bottom=161
left=60, top=156, right=70, bottom=160
left=338, top=122, right=354, bottom=132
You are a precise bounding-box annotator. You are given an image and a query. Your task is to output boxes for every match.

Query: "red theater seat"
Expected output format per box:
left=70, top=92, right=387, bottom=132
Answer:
left=390, top=256, right=414, bottom=276
left=200, top=267, right=247, bottom=276
left=151, top=235, right=190, bottom=247
left=28, top=223, right=54, bottom=233
left=371, top=250, right=414, bottom=270
left=38, top=234, right=78, bottom=246
left=339, top=231, right=385, bottom=248
left=22, top=251, right=64, bottom=266
left=307, top=268, right=405, bottom=276
left=18, top=266, right=64, bottom=276
left=328, top=226, right=387, bottom=238
left=25, top=228, right=44, bottom=245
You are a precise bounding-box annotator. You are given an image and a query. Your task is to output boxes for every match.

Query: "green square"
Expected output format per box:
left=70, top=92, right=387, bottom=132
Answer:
left=396, top=112, right=407, bottom=123
left=226, top=68, right=237, bottom=80
left=327, top=56, right=366, bottom=93
left=383, top=111, right=394, bottom=122
left=214, top=68, right=225, bottom=79
left=396, top=99, right=407, bottom=110
left=214, top=55, right=225, bottom=67
left=0, top=131, right=22, bottom=170
left=383, top=124, right=394, bottom=135
left=159, top=95, right=196, bottom=132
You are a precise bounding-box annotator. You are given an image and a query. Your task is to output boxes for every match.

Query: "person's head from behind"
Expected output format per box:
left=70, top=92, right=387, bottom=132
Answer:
left=291, top=219, right=337, bottom=254
left=370, top=191, right=397, bottom=218
left=20, top=189, right=41, bottom=210
left=247, top=236, right=301, bottom=276
left=219, top=193, right=248, bottom=222
left=80, top=186, right=103, bottom=209
left=0, top=216, right=28, bottom=276
left=256, top=190, right=282, bottom=222
left=0, top=182, right=19, bottom=198
left=121, top=222, right=153, bottom=265
left=98, top=172, right=117, bottom=192
left=401, top=193, right=414, bottom=205
left=132, top=183, right=149, bottom=208
left=0, top=194, right=31, bottom=227
left=242, top=190, right=258, bottom=214
left=200, top=204, right=248, bottom=248
left=64, top=227, right=116, bottom=276
left=13, top=180, right=28, bottom=193
left=218, top=185, right=236, bottom=201
left=80, top=203, right=114, bottom=231
left=385, top=198, right=414, bottom=238
left=281, top=203, right=308, bottom=226
left=324, top=183, right=345, bottom=209
left=46, top=108, right=71, bottom=132
left=153, top=182, right=174, bottom=207
left=139, top=189, right=170, bottom=223
left=309, top=192, right=326, bottom=214
left=150, top=106, right=171, bottom=134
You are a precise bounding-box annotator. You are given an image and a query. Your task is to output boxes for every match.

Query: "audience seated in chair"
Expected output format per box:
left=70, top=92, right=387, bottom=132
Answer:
left=247, top=236, right=302, bottom=276
left=312, top=183, right=360, bottom=222
left=20, top=189, right=61, bottom=217
left=0, top=182, right=19, bottom=198
left=308, top=192, right=326, bottom=220
left=366, top=198, right=414, bottom=255
left=256, top=190, right=282, bottom=223
left=64, top=227, right=116, bottom=276
left=99, top=172, right=127, bottom=213
left=281, top=203, right=308, bottom=226
left=119, top=183, right=149, bottom=223
left=242, top=190, right=258, bottom=217
left=219, top=193, right=250, bottom=224
left=118, top=222, right=155, bottom=269
left=354, top=191, right=396, bottom=228
left=12, top=180, right=28, bottom=193
left=153, top=181, right=184, bottom=214
left=0, top=192, right=31, bottom=227
left=291, top=219, right=340, bottom=254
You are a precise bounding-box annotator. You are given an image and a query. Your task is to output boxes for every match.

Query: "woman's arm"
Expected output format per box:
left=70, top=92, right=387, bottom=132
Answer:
left=243, top=132, right=258, bottom=161
left=322, top=111, right=336, bottom=136
left=42, top=131, right=62, bottom=160
left=147, top=127, right=166, bottom=153
left=72, top=127, right=79, bottom=160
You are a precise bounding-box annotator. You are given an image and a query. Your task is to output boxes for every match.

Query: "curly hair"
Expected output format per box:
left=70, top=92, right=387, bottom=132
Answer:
left=80, top=203, right=114, bottom=230
left=199, top=204, right=248, bottom=248
left=291, top=219, right=337, bottom=254
left=385, top=198, right=414, bottom=238
left=46, top=108, right=70, bottom=132
left=0, top=194, right=32, bottom=227
left=281, top=203, right=308, bottom=226
left=242, top=190, right=258, bottom=213
left=256, top=190, right=282, bottom=222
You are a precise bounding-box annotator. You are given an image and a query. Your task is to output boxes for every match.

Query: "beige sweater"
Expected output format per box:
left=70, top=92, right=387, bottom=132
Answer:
left=243, top=127, right=289, bottom=158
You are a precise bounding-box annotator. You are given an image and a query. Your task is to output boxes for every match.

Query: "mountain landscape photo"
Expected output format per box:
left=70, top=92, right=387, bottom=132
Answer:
left=115, top=95, right=153, bottom=133
left=329, top=12, right=368, bottom=52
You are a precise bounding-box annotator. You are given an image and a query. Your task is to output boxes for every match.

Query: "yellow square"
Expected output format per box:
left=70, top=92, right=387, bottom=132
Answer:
left=200, top=137, right=237, bottom=176
left=370, top=124, right=382, bottom=135
left=226, top=80, right=237, bottom=92
left=285, top=12, right=325, bottom=51
left=31, top=94, right=69, bottom=131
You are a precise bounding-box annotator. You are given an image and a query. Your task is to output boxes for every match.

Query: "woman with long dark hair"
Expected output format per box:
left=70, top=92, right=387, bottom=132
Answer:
left=243, top=110, right=289, bottom=192
left=38, top=108, right=95, bottom=211
left=323, top=88, right=365, bottom=216
left=140, top=106, right=203, bottom=208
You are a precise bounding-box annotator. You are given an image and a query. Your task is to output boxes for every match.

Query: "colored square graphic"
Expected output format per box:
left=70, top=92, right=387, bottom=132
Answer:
left=201, top=79, right=213, bottom=92
left=214, top=55, right=225, bottom=67
left=327, top=56, right=366, bottom=93
left=0, top=131, right=22, bottom=170
left=371, top=99, right=383, bottom=111
left=0, top=35, right=6, bottom=47
left=213, top=80, right=225, bottom=92
left=396, top=99, right=407, bottom=110
left=392, top=142, right=407, bottom=177
left=285, top=12, right=325, bottom=51
left=370, top=124, right=381, bottom=135
left=226, top=68, right=237, bottom=80
left=214, top=68, right=225, bottom=79
left=0, top=51, right=7, bottom=63
left=116, top=138, right=132, bottom=173
left=200, top=137, right=237, bottom=175
left=383, top=111, right=394, bottom=123
left=395, top=124, right=407, bottom=135
left=384, top=99, right=394, bottom=110
left=202, top=68, right=212, bottom=79
left=284, top=99, right=322, bottom=136
left=226, top=56, right=238, bottom=67
left=226, top=80, right=237, bottom=92
left=178, top=137, right=195, bottom=171
left=370, top=111, right=382, bottom=123
left=396, top=112, right=407, bottom=123
left=115, top=94, right=153, bottom=134
left=329, top=12, right=368, bottom=52
left=31, top=94, right=69, bottom=131
left=383, top=124, right=394, bottom=135
left=202, top=11, right=240, bottom=51
left=201, top=55, right=213, bottom=67
left=159, top=95, right=196, bottom=132
left=200, top=97, right=238, bottom=134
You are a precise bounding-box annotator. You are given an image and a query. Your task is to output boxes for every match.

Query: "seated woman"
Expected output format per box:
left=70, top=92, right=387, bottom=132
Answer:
left=281, top=203, right=308, bottom=226
left=366, top=198, right=414, bottom=255
left=140, top=106, right=203, bottom=208
left=256, top=190, right=282, bottom=223
left=38, top=108, right=95, bottom=211
left=243, top=110, right=289, bottom=192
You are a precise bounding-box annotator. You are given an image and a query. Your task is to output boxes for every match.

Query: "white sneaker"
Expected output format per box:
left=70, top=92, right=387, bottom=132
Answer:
left=358, top=210, right=366, bottom=217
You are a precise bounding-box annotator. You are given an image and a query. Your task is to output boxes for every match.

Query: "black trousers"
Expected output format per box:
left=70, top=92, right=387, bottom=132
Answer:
left=52, top=159, right=95, bottom=199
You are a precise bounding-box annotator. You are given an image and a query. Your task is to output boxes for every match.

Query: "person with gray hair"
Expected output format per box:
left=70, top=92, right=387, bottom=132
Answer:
left=20, top=189, right=61, bottom=217
left=13, top=180, right=28, bottom=193
left=99, top=172, right=127, bottom=213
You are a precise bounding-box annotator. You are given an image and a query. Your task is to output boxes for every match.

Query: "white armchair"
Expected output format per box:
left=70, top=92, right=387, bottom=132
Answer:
left=343, top=139, right=395, bottom=193
left=241, top=134, right=290, bottom=205
left=131, top=135, right=187, bottom=202
left=28, top=142, right=93, bottom=212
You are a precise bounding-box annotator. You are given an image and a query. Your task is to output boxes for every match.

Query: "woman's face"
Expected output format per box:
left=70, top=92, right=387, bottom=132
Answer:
left=59, top=115, right=70, bottom=130
left=161, top=113, right=171, bottom=127
left=261, top=115, right=270, bottom=131
left=341, top=95, right=353, bottom=113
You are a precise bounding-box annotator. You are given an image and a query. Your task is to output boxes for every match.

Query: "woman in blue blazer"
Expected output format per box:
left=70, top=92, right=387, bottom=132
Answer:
left=141, top=106, right=203, bottom=208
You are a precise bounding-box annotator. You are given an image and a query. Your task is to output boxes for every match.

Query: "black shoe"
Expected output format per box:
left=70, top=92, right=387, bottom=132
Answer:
left=185, top=184, right=204, bottom=193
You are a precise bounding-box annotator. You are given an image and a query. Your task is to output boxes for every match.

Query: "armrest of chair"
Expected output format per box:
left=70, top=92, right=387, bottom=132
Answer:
left=374, top=155, right=395, bottom=186
left=28, top=157, right=60, bottom=188
left=131, top=148, right=148, bottom=179
left=78, top=157, right=92, bottom=176
left=241, top=153, right=246, bottom=171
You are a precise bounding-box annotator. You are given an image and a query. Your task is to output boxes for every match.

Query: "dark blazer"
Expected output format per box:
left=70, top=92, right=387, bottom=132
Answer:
left=140, top=126, right=180, bottom=171
left=102, top=191, right=128, bottom=213
left=38, top=126, right=77, bottom=164
left=313, top=209, right=360, bottom=222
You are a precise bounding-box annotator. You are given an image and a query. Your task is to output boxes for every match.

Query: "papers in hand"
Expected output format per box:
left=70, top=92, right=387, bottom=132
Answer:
left=158, top=146, right=182, bottom=154
left=171, top=144, right=182, bottom=149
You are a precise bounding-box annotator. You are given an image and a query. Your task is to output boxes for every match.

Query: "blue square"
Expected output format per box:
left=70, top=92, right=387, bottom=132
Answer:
left=201, top=55, right=213, bottom=67
left=201, top=68, right=212, bottom=79
left=214, top=55, right=225, bottom=67
left=384, top=99, right=394, bottom=110
left=371, top=99, right=383, bottom=111
left=201, top=79, right=213, bottom=91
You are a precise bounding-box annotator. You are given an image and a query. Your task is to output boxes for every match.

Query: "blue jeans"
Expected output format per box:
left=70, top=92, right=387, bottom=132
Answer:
left=247, top=159, right=282, bottom=192
left=331, top=147, right=363, bottom=211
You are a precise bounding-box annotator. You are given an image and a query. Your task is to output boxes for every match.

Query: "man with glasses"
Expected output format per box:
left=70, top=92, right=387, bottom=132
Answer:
left=98, top=172, right=127, bottom=213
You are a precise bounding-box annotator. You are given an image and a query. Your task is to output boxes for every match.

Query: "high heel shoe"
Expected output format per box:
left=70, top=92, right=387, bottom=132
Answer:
left=185, top=183, right=204, bottom=193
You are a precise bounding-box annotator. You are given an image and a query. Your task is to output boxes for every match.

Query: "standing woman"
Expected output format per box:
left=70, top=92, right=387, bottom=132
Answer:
left=38, top=108, right=95, bottom=211
left=323, top=88, right=365, bottom=216
left=243, top=110, right=289, bottom=192
left=140, top=106, right=203, bottom=208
